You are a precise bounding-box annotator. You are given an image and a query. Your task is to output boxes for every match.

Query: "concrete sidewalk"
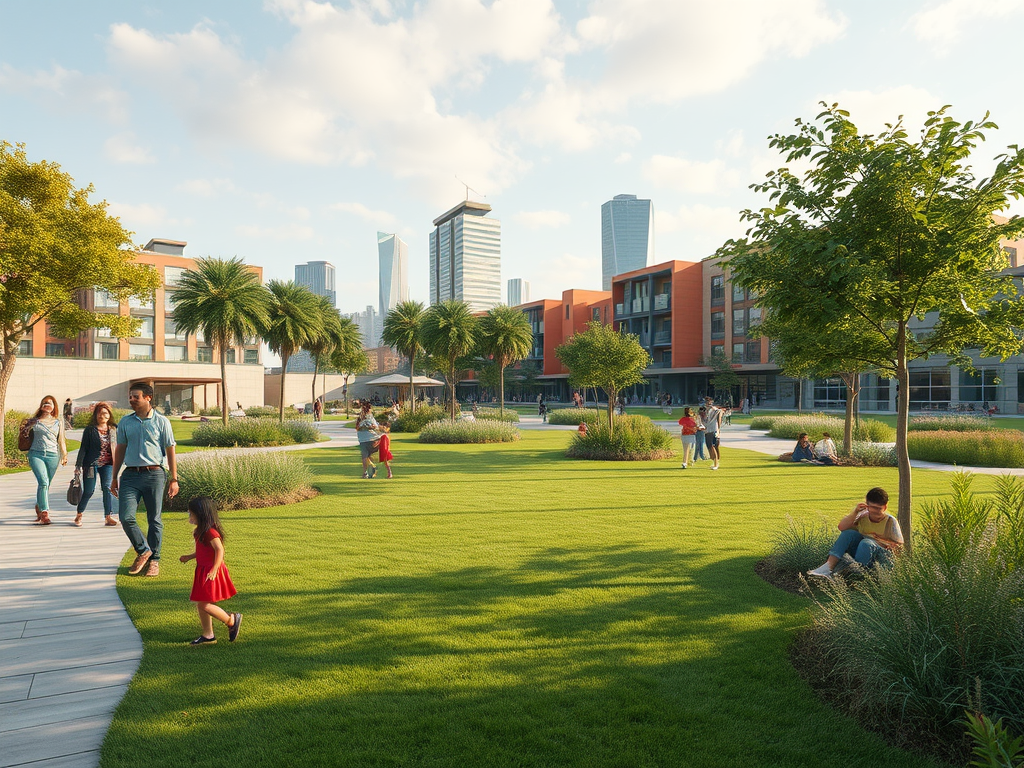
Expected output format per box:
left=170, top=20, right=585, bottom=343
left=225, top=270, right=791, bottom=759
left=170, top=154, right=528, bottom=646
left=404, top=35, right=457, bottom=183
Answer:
left=0, top=422, right=358, bottom=768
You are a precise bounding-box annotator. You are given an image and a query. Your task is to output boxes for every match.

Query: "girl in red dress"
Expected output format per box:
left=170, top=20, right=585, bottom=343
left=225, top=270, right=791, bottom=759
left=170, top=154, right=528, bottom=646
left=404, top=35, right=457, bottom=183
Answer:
left=179, top=497, right=241, bottom=645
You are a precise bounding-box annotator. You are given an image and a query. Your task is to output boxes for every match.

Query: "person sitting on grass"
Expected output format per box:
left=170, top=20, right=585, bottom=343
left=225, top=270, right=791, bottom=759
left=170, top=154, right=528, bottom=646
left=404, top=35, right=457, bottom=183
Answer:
left=814, top=432, right=838, bottom=465
left=577, top=421, right=589, bottom=437
left=791, top=433, right=817, bottom=462
left=807, top=487, right=903, bottom=580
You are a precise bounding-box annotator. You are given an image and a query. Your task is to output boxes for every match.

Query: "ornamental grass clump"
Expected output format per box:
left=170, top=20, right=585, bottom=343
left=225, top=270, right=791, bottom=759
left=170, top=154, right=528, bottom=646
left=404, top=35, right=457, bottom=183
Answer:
left=909, top=414, right=996, bottom=432
left=765, top=516, right=834, bottom=575
left=276, top=420, right=323, bottom=444
left=192, top=418, right=295, bottom=447
left=473, top=407, right=520, bottom=423
left=907, top=430, right=1024, bottom=468
left=811, top=473, right=1024, bottom=740
left=170, top=452, right=317, bottom=510
left=418, top=419, right=520, bottom=443
left=390, top=404, right=450, bottom=433
left=848, top=441, right=897, bottom=467
left=566, top=414, right=674, bottom=461
left=752, top=413, right=894, bottom=443
left=548, top=407, right=603, bottom=426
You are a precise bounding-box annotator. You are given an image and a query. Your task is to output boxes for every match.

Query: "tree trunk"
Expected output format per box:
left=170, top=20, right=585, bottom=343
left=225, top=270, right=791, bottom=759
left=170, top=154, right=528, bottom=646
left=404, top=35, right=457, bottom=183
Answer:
left=498, top=357, right=506, bottom=416
left=311, top=356, right=319, bottom=412
left=797, top=378, right=803, bottom=412
left=840, top=371, right=856, bottom=457
left=279, top=352, right=290, bottom=423
left=220, top=342, right=230, bottom=426
left=343, top=373, right=350, bottom=416
left=896, top=323, right=913, bottom=554
left=607, top=387, right=616, bottom=434
left=409, top=350, right=416, bottom=413
left=0, top=343, right=18, bottom=467
left=449, top=362, right=457, bottom=421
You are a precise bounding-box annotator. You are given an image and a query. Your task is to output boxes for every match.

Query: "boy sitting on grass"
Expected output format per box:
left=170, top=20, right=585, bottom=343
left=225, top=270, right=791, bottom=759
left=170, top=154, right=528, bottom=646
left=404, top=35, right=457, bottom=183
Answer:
left=808, top=487, right=903, bottom=580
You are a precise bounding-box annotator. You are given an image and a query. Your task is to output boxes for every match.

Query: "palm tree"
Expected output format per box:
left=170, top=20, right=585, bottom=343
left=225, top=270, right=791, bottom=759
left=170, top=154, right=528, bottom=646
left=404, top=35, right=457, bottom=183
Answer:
left=170, top=257, right=270, bottom=425
left=305, top=295, right=344, bottom=408
left=477, top=305, right=534, bottom=416
left=421, top=300, right=478, bottom=421
left=265, top=280, right=323, bottom=422
left=382, top=300, right=425, bottom=412
left=330, top=317, right=366, bottom=415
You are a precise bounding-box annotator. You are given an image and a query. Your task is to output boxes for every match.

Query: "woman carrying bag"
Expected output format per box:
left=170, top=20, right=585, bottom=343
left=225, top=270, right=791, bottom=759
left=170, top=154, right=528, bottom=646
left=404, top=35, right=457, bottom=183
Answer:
left=74, top=402, right=119, bottom=527
left=22, top=395, right=68, bottom=525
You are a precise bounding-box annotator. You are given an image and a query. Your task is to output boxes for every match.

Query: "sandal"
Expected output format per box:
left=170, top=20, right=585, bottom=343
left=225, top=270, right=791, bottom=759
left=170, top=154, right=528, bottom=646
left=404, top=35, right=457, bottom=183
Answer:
left=73, top=513, right=83, bottom=527
left=38, top=511, right=51, bottom=526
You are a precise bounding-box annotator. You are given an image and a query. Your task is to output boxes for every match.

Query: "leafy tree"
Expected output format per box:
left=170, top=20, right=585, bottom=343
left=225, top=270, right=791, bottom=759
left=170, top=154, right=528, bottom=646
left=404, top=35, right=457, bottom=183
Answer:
left=0, top=141, right=161, bottom=465
left=305, top=295, right=345, bottom=408
left=556, top=321, right=650, bottom=433
left=701, top=353, right=741, bottom=402
left=477, top=304, right=534, bottom=415
left=265, top=280, right=323, bottom=422
left=170, top=257, right=269, bottom=425
left=421, top=300, right=478, bottom=421
left=382, top=300, right=425, bottom=412
left=726, top=104, right=1024, bottom=550
left=514, top=360, right=541, bottom=399
left=475, top=358, right=502, bottom=399
left=328, top=324, right=368, bottom=416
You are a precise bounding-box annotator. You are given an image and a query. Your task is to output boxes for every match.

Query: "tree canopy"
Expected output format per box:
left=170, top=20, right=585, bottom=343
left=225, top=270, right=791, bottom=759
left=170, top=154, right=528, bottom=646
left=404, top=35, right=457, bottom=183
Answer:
left=0, top=141, right=161, bottom=464
left=421, top=300, right=477, bottom=421
left=265, top=280, right=323, bottom=421
left=725, top=104, right=1024, bottom=549
left=556, top=321, right=650, bottom=433
left=477, top=304, right=534, bottom=415
left=382, top=299, right=425, bottom=412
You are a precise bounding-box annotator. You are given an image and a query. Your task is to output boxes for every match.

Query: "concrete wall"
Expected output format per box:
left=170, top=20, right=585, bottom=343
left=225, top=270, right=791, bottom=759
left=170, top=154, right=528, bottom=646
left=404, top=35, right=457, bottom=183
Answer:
left=4, top=357, right=265, bottom=413
left=263, top=372, right=382, bottom=409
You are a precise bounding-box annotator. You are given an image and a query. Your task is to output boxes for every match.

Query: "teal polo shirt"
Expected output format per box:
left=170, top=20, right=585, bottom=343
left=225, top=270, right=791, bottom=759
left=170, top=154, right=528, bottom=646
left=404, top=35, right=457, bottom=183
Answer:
left=117, top=409, right=176, bottom=467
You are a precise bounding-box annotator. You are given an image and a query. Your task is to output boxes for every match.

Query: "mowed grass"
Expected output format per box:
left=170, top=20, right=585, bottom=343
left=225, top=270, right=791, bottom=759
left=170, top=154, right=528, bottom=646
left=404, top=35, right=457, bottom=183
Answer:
left=103, top=431, right=975, bottom=768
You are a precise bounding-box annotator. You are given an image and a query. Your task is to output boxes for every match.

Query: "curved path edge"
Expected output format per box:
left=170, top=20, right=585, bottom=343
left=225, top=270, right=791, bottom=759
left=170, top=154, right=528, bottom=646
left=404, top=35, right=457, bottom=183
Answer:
left=0, top=422, right=358, bottom=768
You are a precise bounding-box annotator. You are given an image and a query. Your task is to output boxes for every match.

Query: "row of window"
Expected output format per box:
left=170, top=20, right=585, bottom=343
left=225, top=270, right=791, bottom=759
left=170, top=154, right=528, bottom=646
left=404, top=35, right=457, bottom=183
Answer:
left=813, top=368, right=1014, bottom=408
left=710, top=307, right=762, bottom=339
left=710, top=341, right=762, bottom=363
left=710, top=275, right=755, bottom=305
left=26, top=340, right=258, bottom=364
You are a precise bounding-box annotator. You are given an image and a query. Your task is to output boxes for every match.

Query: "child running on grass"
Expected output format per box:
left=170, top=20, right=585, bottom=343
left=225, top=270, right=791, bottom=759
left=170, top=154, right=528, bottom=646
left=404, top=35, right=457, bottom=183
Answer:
left=179, top=496, right=241, bottom=645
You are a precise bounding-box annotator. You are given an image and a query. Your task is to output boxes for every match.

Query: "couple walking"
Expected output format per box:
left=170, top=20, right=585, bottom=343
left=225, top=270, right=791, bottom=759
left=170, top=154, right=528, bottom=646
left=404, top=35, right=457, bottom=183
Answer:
left=678, top=397, right=724, bottom=470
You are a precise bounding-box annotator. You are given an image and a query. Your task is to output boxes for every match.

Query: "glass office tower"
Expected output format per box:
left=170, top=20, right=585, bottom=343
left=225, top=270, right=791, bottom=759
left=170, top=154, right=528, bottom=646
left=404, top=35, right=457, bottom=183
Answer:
left=601, top=194, right=654, bottom=290
left=429, top=200, right=501, bottom=312
left=378, top=232, right=409, bottom=330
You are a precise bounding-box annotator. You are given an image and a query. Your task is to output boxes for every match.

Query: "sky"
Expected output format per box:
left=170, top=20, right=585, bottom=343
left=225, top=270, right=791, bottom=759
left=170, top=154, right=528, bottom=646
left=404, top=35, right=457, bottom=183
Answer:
left=3, top=0, right=1024, bottom=318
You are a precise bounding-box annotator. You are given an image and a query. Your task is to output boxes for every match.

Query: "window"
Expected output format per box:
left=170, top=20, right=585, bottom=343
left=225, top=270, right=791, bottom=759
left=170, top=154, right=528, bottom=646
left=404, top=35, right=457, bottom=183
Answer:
left=225, top=349, right=236, bottom=364
left=733, top=342, right=745, bottom=359
left=710, top=275, right=725, bottom=304
left=94, top=288, right=120, bottom=309
left=745, top=341, right=761, bottom=363
left=197, top=346, right=213, bottom=363
left=959, top=368, right=998, bottom=403
left=129, top=344, right=153, bottom=360
left=732, top=308, right=746, bottom=336
left=95, top=342, right=119, bottom=360
left=813, top=378, right=847, bottom=408
left=710, top=311, right=725, bottom=338
left=861, top=373, right=891, bottom=411
left=165, top=318, right=188, bottom=341
left=711, top=344, right=725, bottom=357
left=748, top=307, right=762, bottom=326
left=566, top=304, right=570, bottom=319
left=164, top=266, right=187, bottom=286
left=195, top=328, right=205, bottom=343
left=164, top=345, right=187, bottom=362
left=45, top=342, right=69, bottom=357
left=129, top=292, right=154, bottom=310
left=909, top=368, right=951, bottom=410
left=96, top=325, right=113, bottom=338
left=244, top=349, right=259, bottom=365
left=732, top=283, right=745, bottom=302
left=18, top=340, right=32, bottom=355
left=592, top=307, right=601, bottom=321
left=746, top=374, right=777, bottom=402
left=135, top=317, right=155, bottom=339
left=1004, top=246, right=1018, bottom=266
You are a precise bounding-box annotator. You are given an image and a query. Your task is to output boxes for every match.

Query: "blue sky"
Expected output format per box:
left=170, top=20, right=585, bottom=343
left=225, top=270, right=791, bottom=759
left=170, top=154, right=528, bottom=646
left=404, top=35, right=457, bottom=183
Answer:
left=3, top=0, right=1023, bottom=316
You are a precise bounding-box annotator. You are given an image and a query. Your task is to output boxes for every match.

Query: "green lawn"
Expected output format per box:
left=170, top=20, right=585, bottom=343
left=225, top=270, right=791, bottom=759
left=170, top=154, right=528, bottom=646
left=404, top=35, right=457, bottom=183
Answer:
left=103, top=432, right=974, bottom=768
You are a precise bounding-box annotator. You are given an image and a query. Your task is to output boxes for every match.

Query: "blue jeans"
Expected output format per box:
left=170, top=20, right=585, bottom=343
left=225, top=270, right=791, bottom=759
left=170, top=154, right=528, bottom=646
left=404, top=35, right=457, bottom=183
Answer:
left=694, top=434, right=706, bottom=460
left=118, top=469, right=166, bottom=561
left=28, top=450, right=60, bottom=511
left=830, top=528, right=892, bottom=568
left=78, top=463, right=114, bottom=516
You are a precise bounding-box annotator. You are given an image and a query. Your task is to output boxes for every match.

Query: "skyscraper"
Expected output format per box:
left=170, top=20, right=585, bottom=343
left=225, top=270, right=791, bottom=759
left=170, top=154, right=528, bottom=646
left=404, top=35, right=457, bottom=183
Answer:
left=601, top=194, right=654, bottom=290
left=378, top=232, right=409, bottom=325
left=345, top=305, right=382, bottom=350
left=290, top=260, right=337, bottom=372
left=507, top=278, right=530, bottom=307
left=429, top=200, right=501, bottom=311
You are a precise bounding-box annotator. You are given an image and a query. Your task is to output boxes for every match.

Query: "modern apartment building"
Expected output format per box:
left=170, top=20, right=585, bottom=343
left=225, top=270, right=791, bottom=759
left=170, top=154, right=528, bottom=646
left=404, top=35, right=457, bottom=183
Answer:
left=601, top=194, right=654, bottom=290
left=346, top=305, right=382, bottom=350
left=295, top=261, right=336, bottom=307
left=378, top=232, right=409, bottom=323
left=507, top=278, right=530, bottom=307
left=7, top=238, right=264, bottom=412
left=429, top=200, right=501, bottom=311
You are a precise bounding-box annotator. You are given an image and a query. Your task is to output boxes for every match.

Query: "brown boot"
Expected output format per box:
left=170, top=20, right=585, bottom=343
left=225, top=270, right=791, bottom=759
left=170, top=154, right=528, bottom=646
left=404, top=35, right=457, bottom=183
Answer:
left=38, top=510, right=51, bottom=525
left=128, top=550, right=152, bottom=575
left=105, top=516, right=119, bottom=527
left=73, top=513, right=83, bottom=527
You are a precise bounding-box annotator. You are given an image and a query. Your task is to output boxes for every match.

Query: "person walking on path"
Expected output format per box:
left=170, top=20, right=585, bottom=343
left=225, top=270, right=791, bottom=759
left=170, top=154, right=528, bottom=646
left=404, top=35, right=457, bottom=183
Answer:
left=63, top=397, right=73, bottom=430
left=179, top=496, right=241, bottom=645
left=703, top=397, right=724, bottom=470
left=74, top=402, right=119, bottom=527
left=111, top=383, right=178, bottom=577
left=678, top=407, right=698, bottom=468
left=313, top=397, right=324, bottom=423
left=22, top=395, right=68, bottom=525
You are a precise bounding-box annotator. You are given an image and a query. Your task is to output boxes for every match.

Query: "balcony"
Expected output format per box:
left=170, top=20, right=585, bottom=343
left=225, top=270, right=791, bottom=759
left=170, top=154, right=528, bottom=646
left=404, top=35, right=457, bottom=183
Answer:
left=650, top=360, right=670, bottom=369
left=653, top=330, right=671, bottom=345
left=631, top=297, right=650, bottom=313
left=615, top=303, right=625, bottom=317
left=654, top=293, right=670, bottom=311
left=638, top=333, right=650, bottom=346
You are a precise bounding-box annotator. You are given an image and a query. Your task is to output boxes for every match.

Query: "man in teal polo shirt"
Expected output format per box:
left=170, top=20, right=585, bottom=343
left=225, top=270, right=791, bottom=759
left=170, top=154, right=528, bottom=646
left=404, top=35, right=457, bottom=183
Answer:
left=111, top=383, right=178, bottom=577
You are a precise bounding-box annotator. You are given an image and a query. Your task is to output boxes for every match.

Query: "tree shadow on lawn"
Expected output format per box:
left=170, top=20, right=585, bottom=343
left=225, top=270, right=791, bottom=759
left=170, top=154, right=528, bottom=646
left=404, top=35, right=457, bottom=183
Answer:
left=110, top=546, right=940, bottom=768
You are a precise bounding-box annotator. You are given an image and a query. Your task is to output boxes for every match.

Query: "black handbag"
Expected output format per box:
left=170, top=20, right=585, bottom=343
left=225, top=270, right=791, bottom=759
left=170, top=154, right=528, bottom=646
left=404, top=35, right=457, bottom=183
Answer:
left=67, top=475, right=83, bottom=506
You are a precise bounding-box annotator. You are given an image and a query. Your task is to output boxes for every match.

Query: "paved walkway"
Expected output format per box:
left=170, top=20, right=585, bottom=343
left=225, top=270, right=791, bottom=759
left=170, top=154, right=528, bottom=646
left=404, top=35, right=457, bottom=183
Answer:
left=0, top=421, right=357, bottom=768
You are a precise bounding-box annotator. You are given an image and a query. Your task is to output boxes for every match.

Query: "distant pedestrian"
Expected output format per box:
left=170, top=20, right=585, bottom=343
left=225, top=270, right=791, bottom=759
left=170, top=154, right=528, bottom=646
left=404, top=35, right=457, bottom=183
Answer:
left=63, top=398, right=73, bottom=430
left=312, top=397, right=323, bottom=423
left=539, top=401, right=548, bottom=422
left=179, top=497, right=241, bottom=645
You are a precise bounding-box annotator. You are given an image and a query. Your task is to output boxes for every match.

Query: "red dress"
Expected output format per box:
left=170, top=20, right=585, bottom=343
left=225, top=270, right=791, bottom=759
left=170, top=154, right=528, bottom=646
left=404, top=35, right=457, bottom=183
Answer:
left=190, top=529, right=237, bottom=603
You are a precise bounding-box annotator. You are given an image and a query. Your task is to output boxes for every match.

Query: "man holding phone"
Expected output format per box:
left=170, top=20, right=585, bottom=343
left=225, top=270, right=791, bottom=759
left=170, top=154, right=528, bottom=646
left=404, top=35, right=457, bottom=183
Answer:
left=807, top=487, right=903, bottom=580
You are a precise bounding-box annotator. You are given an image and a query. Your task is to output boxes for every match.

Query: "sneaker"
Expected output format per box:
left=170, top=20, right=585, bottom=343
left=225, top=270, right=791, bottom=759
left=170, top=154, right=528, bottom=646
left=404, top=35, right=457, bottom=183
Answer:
left=711, top=465, right=719, bottom=471
left=368, top=464, right=377, bottom=479
left=228, top=613, right=243, bottom=642
left=190, top=635, right=216, bottom=645
left=128, top=550, right=152, bottom=575
left=105, top=516, right=119, bottom=527
left=680, top=463, right=687, bottom=469
left=807, top=563, right=833, bottom=580
left=144, top=560, right=160, bottom=578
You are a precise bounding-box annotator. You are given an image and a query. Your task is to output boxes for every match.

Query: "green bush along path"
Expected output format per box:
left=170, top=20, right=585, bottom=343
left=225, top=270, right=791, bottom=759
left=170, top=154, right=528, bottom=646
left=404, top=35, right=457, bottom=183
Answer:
left=104, top=431, right=969, bottom=768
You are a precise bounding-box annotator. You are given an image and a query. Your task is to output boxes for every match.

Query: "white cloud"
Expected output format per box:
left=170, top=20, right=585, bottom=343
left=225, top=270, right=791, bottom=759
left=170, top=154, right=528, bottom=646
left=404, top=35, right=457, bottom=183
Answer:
left=105, top=202, right=191, bottom=234
left=0, top=63, right=129, bottom=123
left=176, top=178, right=237, bottom=197
left=330, top=202, right=399, bottom=229
left=614, top=152, right=632, bottom=164
left=235, top=223, right=315, bottom=241
left=656, top=204, right=746, bottom=258
left=513, top=210, right=571, bottom=229
left=104, top=133, right=156, bottom=164
left=532, top=252, right=599, bottom=296
left=644, top=155, right=741, bottom=194
left=816, top=86, right=940, bottom=137
left=910, top=0, right=1024, bottom=51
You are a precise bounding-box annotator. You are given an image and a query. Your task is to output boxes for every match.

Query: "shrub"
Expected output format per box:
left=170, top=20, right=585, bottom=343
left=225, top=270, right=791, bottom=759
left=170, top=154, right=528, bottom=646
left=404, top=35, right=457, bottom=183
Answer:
left=548, top=407, right=603, bottom=426
left=474, top=407, right=520, bottom=423
left=751, top=413, right=894, bottom=443
left=907, top=430, right=1024, bottom=468
left=391, top=404, right=451, bottom=433
left=191, top=419, right=308, bottom=447
left=170, top=452, right=317, bottom=510
left=765, top=516, right=834, bottom=575
left=244, top=405, right=279, bottom=418
left=276, top=420, right=322, bottom=444
left=566, top=415, right=674, bottom=461
left=199, top=406, right=222, bottom=417
left=3, top=410, right=31, bottom=467
left=812, top=473, right=1024, bottom=738
left=419, top=419, right=520, bottom=443
left=849, top=441, right=897, bottom=467
left=909, top=414, right=996, bottom=432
